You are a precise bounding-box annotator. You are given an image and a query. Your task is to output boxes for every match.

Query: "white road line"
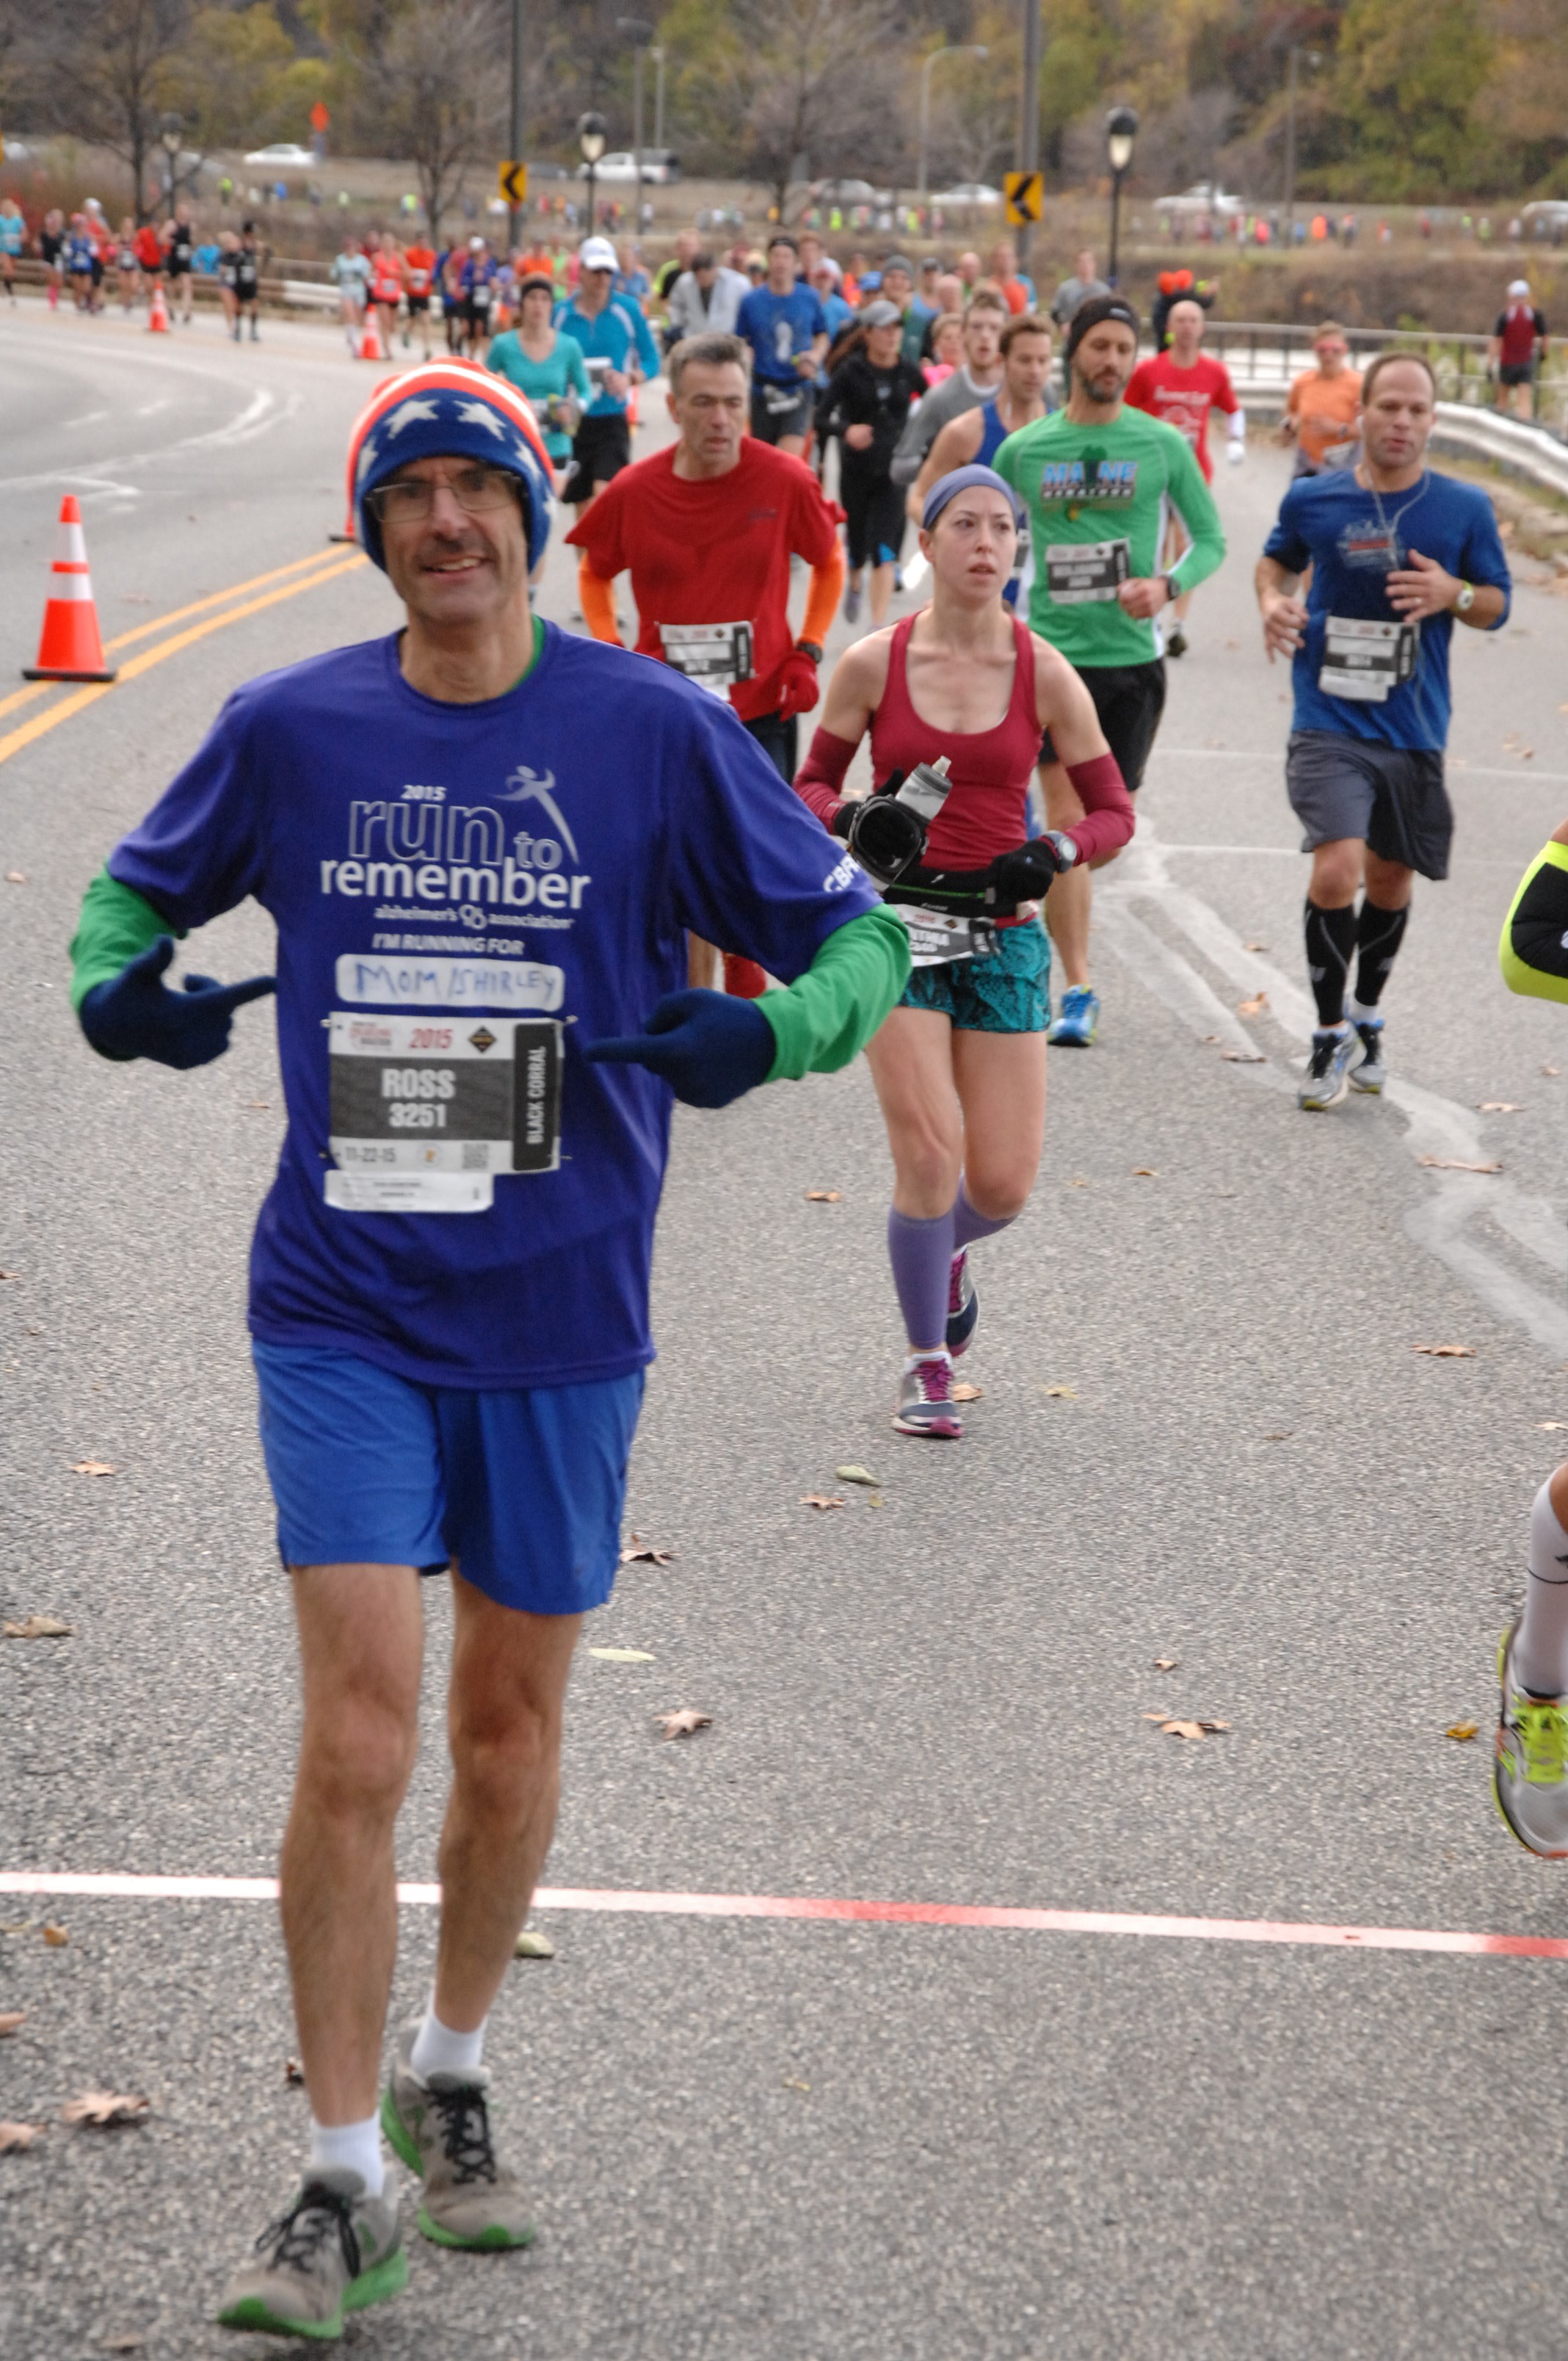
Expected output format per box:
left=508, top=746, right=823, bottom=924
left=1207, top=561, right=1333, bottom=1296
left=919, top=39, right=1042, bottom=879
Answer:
left=0, top=387, right=296, bottom=496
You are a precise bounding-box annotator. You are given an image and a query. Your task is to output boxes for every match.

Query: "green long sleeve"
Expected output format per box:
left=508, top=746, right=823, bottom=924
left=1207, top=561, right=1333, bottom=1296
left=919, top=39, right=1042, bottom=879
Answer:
left=1164, top=435, right=1227, bottom=595
left=757, top=907, right=910, bottom=1081
left=1500, top=838, right=1568, bottom=1004
left=69, top=868, right=181, bottom=1013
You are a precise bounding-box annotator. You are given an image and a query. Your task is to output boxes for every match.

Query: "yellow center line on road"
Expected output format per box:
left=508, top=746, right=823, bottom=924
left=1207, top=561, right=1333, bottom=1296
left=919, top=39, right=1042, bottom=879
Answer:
left=0, top=551, right=367, bottom=772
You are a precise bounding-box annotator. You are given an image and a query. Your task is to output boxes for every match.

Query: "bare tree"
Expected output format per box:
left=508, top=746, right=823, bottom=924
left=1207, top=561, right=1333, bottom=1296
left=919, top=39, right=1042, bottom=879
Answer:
left=23, top=0, right=190, bottom=221
left=375, top=0, right=503, bottom=239
left=725, top=0, right=905, bottom=223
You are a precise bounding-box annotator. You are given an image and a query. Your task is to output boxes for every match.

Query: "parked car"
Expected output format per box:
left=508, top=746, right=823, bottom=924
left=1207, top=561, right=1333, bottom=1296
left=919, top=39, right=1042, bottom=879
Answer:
left=1155, top=182, right=1244, bottom=220
left=1522, top=200, right=1568, bottom=239
left=244, top=142, right=316, bottom=167
left=931, top=183, right=1002, bottom=208
left=577, top=149, right=680, bottom=184
left=810, top=178, right=880, bottom=204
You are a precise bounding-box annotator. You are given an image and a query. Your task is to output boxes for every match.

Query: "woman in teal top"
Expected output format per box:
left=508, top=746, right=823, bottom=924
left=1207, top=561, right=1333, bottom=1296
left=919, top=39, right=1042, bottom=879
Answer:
left=487, top=275, right=591, bottom=472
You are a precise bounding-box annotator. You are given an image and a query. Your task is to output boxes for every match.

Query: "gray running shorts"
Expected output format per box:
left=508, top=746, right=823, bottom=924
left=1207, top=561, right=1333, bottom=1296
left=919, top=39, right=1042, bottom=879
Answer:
left=1285, top=730, right=1452, bottom=881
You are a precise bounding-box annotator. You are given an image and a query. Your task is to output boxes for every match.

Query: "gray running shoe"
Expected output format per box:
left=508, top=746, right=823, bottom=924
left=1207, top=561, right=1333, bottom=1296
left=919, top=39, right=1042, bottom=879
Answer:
left=1349, top=1014, right=1386, bottom=1093
left=1298, top=1023, right=1357, bottom=1111
left=382, top=2020, right=536, bottom=2250
left=893, top=1352, right=963, bottom=1440
left=216, top=2169, right=405, bottom=2340
left=843, top=584, right=862, bottom=624
left=1494, top=1622, right=1568, bottom=1860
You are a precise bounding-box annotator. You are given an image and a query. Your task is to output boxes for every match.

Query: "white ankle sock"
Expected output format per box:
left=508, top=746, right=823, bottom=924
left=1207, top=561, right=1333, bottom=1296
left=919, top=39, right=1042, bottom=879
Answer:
left=308, top=2112, right=384, bottom=2197
left=409, top=1993, right=486, bottom=2081
left=1516, top=1482, right=1568, bottom=1697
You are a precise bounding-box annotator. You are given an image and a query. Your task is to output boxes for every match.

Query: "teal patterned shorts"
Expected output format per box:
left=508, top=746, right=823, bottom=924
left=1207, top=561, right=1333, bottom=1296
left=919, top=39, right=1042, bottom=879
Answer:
left=898, top=918, right=1051, bottom=1034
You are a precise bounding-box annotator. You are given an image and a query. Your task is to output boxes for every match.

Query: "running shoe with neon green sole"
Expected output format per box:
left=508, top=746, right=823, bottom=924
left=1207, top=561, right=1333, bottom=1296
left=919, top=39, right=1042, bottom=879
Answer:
left=381, top=2020, right=536, bottom=2251
left=217, top=2169, right=407, bottom=2340
left=1494, top=1622, right=1568, bottom=1859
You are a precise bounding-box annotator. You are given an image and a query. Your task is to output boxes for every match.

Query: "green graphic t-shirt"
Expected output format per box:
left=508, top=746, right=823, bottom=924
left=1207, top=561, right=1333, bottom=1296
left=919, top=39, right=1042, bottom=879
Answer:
left=995, top=405, right=1225, bottom=669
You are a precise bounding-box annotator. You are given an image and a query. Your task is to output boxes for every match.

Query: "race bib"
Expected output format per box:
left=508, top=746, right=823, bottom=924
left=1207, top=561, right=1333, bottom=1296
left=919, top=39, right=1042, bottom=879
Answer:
left=660, top=620, right=755, bottom=698
left=1318, top=614, right=1419, bottom=704
left=1045, top=538, right=1130, bottom=603
left=896, top=907, right=997, bottom=968
left=325, top=1012, right=562, bottom=1214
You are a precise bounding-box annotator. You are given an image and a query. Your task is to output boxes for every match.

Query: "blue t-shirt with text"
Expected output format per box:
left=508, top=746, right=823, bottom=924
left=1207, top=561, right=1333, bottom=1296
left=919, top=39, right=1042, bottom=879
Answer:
left=106, top=626, right=877, bottom=1390
left=737, top=284, right=829, bottom=384
left=1263, top=468, right=1511, bottom=748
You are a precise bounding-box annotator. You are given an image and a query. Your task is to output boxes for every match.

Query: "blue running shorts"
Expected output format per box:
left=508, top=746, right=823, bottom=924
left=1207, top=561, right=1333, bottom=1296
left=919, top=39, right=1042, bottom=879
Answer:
left=898, top=917, right=1050, bottom=1033
left=253, top=1340, right=645, bottom=1617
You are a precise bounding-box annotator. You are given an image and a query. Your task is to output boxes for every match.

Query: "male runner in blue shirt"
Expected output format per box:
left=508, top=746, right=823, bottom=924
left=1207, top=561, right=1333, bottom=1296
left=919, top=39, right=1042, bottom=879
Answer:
left=553, top=233, right=661, bottom=509
left=68, top=361, right=907, bottom=2340
left=1256, top=350, right=1511, bottom=1109
left=736, top=231, right=829, bottom=457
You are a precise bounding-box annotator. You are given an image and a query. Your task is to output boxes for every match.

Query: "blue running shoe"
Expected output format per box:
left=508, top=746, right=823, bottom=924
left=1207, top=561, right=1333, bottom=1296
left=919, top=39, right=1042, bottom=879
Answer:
left=1048, top=985, right=1099, bottom=1046
left=945, top=1250, right=978, bottom=1358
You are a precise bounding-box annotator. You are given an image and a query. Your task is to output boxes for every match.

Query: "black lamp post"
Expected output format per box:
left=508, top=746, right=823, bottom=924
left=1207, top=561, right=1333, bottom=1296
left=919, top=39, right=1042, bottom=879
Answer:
left=1105, top=105, right=1139, bottom=288
left=578, top=110, right=606, bottom=233
left=159, top=112, right=184, bottom=214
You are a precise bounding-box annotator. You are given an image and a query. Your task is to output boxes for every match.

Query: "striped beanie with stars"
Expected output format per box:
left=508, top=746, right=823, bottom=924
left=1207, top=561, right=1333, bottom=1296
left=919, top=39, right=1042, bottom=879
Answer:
left=344, top=363, right=556, bottom=571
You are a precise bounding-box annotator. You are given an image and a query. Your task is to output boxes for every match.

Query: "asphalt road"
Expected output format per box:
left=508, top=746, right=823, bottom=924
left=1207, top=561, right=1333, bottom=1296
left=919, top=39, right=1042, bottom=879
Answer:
left=5, top=296, right=1568, bottom=2360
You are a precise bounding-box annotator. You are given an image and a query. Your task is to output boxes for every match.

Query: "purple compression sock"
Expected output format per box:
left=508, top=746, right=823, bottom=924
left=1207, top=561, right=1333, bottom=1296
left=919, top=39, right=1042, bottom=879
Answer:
left=951, top=1181, right=1016, bottom=1252
left=887, top=1204, right=955, bottom=1353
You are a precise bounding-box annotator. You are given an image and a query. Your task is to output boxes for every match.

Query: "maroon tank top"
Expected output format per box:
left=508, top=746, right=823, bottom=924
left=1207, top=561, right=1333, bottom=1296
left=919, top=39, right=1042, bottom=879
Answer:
left=868, top=612, right=1039, bottom=885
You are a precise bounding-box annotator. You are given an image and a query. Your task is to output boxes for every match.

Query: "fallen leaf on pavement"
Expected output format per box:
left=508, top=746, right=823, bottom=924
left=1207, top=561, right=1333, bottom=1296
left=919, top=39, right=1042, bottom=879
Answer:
left=69, top=1461, right=116, bottom=1477
left=782, top=2077, right=810, bottom=2092
left=619, top=1534, right=676, bottom=1566
left=804, top=1190, right=842, bottom=1203
left=283, top=2056, right=305, bottom=2086
left=1153, top=1658, right=1179, bottom=1672
left=587, top=1646, right=655, bottom=1664
left=1418, top=1156, right=1502, bottom=1174
left=1445, top=1722, right=1478, bottom=1742
left=1538, top=1421, right=1568, bottom=1432
left=0, top=1269, right=18, bottom=1281
left=655, top=1708, right=712, bottom=1739
left=42, top=1923, right=68, bottom=1946
left=800, top=1493, right=845, bottom=1510
left=101, top=2338, right=145, bottom=2353
left=1244, top=940, right=1269, bottom=954
left=1478, top=1102, right=1525, bottom=1113
left=0, top=2121, right=43, bottom=2151
left=4, top=1614, right=72, bottom=1639
left=1414, top=1343, right=1475, bottom=1357
left=515, top=1928, right=556, bottom=1959
left=1068, top=1176, right=1087, bottom=1188
left=1221, top=1048, right=1266, bottom=1063
left=4, top=871, right=26, bottom=886
left=1199, top=1033, right=1220, bottom=1044
left=1544, top=1065, right=1561, bottom=1078
left=951, top=1382, right=983, bottom=1401
left=1042, top=1384, right=1078, bottom=1399
left=243, top=1100, right=270, bottom=1111
left=62, top=2091, right=150, bottom=2128
left=1131, top=1167, right=1158, bottom=1178
left=1237, top=993, right=1268, bottom=1018
left=0, top=2011, right=26, bottom=2037
left=1155, top=1718, right=1230, bottom=1739
left=1262, top=1429, right=1292, bottom=1440
left=835, top=1465, right=880, bottom=1486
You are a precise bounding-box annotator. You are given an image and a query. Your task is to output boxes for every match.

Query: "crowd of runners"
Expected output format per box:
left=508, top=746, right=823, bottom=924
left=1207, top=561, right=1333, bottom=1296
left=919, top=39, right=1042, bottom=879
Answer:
left=45, top=185, right=1568, bottom=2337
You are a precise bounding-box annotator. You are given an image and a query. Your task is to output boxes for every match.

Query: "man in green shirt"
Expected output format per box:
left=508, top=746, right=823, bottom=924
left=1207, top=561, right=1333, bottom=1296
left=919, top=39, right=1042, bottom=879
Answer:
left=997, top=294, right=1226, bottom=1045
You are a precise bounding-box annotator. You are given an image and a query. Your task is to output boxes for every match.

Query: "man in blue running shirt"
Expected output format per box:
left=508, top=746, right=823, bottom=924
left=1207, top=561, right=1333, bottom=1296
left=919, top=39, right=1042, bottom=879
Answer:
left=553, top=234, right=661, bottom=509
left=736, top=231, right=829, bottom=457
left=1256, top=350, right=1511, bottom=1111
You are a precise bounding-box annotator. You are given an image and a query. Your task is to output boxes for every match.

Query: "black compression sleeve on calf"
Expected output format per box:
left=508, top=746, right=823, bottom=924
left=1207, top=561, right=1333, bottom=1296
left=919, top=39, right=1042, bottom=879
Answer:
left=1353, top=900, right=1409, bottom=1009
left=1304, top=899, right=1358, bottom=1026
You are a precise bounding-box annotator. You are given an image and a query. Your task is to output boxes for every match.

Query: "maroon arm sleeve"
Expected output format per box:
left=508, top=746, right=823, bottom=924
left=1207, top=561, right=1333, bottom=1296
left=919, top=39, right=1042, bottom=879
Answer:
left=1063, top=752, right=1136, bottom=865
left=794, top=725, right=857, bottom=832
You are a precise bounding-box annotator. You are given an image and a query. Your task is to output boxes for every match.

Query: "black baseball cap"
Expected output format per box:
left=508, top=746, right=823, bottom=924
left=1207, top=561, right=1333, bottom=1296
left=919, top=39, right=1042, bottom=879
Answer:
left=1064, top=294, right=1140, bottom=361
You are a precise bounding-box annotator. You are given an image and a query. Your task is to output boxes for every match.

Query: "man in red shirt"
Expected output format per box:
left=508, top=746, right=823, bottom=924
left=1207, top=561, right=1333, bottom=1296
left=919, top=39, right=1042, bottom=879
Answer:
left=1489, top=279, right=1547, bottom=421
left=401, top=239, right=436, bottom=358
left=570, top=327, right=844, bottom=992
left=1125, top=294, right=1244, bottom=655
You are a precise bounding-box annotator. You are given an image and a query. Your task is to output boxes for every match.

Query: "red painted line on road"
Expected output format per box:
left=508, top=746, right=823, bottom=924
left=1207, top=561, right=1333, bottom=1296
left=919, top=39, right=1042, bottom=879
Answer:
left=1, top=1870, right=1565, bottom=1960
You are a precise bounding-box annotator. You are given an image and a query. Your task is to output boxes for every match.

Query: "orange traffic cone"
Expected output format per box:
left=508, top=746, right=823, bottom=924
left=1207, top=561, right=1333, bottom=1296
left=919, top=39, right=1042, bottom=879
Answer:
left=23, top=497, right=117, bottom=682
left=358, top=309, right=385, bottom=361
left=148, top=280, right=170, bottom=333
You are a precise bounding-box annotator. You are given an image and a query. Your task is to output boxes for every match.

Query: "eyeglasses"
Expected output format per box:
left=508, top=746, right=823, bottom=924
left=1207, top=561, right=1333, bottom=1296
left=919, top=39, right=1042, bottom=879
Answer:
left=367, top=464, right=517, bottom=526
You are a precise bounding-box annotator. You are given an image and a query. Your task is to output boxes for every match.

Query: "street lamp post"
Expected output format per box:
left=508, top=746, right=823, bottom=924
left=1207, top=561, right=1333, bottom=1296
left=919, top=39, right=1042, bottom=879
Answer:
left=1105, top=105, right=1139, bottom=288
left=652, top=45, right=666, bottom=150
left=508, top=0, right=525, bottom=251
left=159, top=112, right=183, bottom=217
left=617, top=18, right=654, bottom=229
left=917, top=44, right=989, bottom=208
left=1017, top=0, right=1041, bottom=275
left=1282, top=48, right=1321, bottom=242
left=578, top=110, right=606, bottom=233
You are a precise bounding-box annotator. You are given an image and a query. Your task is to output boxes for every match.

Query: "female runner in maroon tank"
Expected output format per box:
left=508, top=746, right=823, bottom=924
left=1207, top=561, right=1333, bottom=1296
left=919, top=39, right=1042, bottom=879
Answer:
left=794, top=463, right=1135, bottom=1438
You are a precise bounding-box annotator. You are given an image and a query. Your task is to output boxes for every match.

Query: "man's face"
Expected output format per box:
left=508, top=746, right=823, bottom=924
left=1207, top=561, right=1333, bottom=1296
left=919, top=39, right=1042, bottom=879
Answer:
left=882, top=266, right=911, bottom=308
left=865, top=321, right=904, bottom=368
left=965, top=308, right=1003, bottom=370
left=581, top=264, right=613, bottom=305
left=379, top=457, right=529, bottom=632
left=798, top=235, right=822, bottom=270
left=1003, top=331, right=1053, bottom=405
left=1167, top=298, right=1204, bottom=358
left=1072, top=321, right=1137, bottom=403
left=670, top=360, right=747, bottom=471
left=988, top=242, right=1015, bottom=278
left=1360, top=363, right=1434, bottom=471
left=1076, top=250, right=1096, bottom=280
left=811, top=264, right=835, bottom=298
left=1315, top=333, right=1348, bottom=375
left=959, top=250, right=981, bottom=280
left=676, top=231, right=697, bottom=265
left=934, top=273, right=962, bottom=313
left=767, top=242, right=797, bottom=288
left=695, top=263, right=716, bottom=290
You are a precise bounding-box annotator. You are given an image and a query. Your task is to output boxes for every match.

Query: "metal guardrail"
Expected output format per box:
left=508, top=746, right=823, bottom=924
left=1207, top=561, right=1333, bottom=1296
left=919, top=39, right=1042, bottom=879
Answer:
left=1205, top=319, right=1568, bottom=439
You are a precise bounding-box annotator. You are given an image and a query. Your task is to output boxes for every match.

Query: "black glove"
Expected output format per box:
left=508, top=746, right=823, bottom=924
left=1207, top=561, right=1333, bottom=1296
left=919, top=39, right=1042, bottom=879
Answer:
left=79, top=936, right=277, bottom=1069
left=581, top=988, right=774, bottom=1109
left=983, top=833, right=1077, bottom=910
left=847, top=794, right=926, bottom=885
left=831, top=767, right=906, bottom=841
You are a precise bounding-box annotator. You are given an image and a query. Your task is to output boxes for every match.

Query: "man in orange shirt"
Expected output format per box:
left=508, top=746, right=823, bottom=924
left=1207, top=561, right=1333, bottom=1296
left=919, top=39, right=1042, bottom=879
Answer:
left=1280, top=321, right=1362, bottom=476
left=984, top=237, right=1031, bottom=316
left=401, top=236, right=436, bottom=358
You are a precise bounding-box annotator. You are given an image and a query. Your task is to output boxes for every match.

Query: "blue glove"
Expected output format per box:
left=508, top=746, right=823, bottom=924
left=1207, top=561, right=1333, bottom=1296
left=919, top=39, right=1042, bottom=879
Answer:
left=581, top=987, right=774, bottom=1109
left=79, top=936, right=277, bottom=1070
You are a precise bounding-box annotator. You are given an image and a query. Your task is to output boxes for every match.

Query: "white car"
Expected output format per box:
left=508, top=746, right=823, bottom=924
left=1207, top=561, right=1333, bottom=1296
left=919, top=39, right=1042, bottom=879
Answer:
left=244, top=143, right=316, bottom=167
left=931, top=183, right=1001, bottom=208
left=577, top=150, right=679, bottom=184
left=1156, top=182, right=1244, bottom=219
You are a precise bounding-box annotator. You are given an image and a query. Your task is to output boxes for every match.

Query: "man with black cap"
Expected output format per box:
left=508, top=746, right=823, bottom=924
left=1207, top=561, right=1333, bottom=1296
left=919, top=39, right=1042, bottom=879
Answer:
left=65, top=362, right=907, bottom=2339
left=995, top=293, right=1225, bottom=1045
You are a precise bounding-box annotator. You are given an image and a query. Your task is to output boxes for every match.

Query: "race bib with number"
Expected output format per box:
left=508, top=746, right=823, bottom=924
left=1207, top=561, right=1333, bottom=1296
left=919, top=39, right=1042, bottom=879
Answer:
left=895, top=907, right=998, bottom=968
left=1045, top=538, right=1130, bottom=603
left=1318, top=614, right=1419, bottom=703
left=659, top=620, right=755, bottom=698
left=325, top=1012, right=563, bottom=1214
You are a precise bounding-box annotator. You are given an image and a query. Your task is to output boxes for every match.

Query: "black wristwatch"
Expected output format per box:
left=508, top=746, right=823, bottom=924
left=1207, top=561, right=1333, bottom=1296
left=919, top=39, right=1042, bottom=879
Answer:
left=795, top=639, right=824, bottom=664
left=1161, top=573, right=1180, bottom=604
